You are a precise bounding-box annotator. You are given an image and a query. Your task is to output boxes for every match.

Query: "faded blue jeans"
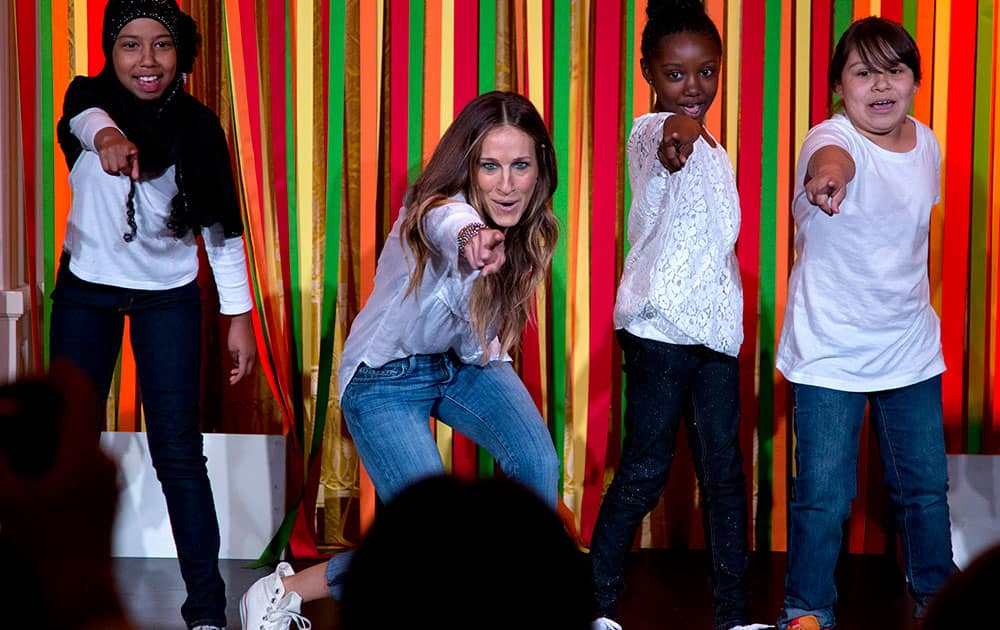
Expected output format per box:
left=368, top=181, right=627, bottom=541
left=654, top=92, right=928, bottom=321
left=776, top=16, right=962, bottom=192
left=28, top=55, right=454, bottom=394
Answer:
left=325, top=352, right=560, bottom=596
left=779, top=375, right=956, bottom=629
left=590, top=331, right=750, bottom=630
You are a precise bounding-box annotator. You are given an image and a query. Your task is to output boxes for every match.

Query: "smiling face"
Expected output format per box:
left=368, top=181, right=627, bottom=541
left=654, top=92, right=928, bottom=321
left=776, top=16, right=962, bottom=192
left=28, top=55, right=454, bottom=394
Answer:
left=474, top=125, right=539, bottom=228
left=112, top=18, right=177, bottom=100
left=835, top=46, right=918, bottom=146
left=640, top=31, right=721, bottom=123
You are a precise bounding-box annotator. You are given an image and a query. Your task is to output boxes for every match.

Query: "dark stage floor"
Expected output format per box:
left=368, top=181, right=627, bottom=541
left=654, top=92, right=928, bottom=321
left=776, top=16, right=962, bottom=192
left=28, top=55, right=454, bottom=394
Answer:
left=114, top=550, right=920, bottom=629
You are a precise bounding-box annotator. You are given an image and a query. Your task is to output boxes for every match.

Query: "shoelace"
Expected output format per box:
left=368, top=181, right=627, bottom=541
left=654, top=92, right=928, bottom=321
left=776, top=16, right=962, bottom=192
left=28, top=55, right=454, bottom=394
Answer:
left=264, top=607, right=311, bottom=630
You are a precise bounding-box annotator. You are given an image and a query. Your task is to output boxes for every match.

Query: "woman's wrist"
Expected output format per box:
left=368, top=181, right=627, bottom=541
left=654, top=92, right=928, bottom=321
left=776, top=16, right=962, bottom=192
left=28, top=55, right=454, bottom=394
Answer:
left=457, top=222, right=488, bottom=255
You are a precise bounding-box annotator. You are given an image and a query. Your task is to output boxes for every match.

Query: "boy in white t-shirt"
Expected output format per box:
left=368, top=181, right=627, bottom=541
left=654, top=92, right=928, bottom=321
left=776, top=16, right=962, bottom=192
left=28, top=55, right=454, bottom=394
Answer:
left=775, top=16, right=955, bottom=630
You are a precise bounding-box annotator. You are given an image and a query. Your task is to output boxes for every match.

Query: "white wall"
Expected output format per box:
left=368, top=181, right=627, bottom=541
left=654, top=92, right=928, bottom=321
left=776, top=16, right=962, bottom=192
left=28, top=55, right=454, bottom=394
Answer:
left=100, top=432, right=287, bottom=560
left=948, top=454, right=1000, bottom=569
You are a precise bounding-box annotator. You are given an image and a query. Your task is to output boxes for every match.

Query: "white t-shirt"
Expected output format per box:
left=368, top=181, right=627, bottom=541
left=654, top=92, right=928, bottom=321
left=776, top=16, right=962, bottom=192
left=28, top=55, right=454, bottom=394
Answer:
left=614, top=112, right=743, bottom=357
left=775, top=113, right=945, bottom=391
left=65, top=109, right=253, bottom=315
left=337, top=197, right=503, bottom=398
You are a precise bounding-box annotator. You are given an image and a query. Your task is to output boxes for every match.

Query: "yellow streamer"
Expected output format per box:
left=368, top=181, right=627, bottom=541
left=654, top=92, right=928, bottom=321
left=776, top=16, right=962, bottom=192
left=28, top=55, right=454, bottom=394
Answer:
left=71, top=0, right=86, bottom=77
left=725, top=0, right=741, bottom=165
left=440, top=0, right=454, bottom=132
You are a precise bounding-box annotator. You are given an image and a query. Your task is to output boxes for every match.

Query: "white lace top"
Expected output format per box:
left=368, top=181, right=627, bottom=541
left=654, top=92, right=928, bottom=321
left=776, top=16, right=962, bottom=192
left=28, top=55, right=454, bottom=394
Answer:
left=614, top=112, right=744, bottom=357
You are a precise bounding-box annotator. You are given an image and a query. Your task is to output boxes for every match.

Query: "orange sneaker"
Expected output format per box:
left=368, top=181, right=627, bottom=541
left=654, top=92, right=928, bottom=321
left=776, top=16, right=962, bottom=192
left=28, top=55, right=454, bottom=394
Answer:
left=787, top=616, right=830, bottom=630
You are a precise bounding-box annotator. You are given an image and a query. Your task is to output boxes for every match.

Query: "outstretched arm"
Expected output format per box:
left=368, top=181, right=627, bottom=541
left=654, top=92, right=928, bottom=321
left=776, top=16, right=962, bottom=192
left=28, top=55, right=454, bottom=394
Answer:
left=657, top=114, right=703, bottom=173
left=460, top=226, right=507, bottom=276
left=93, top=127, right=140, bottom=180
left=803, top=145, right=855, bottom=216
left=69, top=108, right=140, bottom=179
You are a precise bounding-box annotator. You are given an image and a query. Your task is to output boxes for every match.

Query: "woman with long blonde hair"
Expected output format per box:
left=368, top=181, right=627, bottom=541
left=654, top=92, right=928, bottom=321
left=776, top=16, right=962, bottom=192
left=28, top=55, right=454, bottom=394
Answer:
left=240, top=90, right=562, bottom=629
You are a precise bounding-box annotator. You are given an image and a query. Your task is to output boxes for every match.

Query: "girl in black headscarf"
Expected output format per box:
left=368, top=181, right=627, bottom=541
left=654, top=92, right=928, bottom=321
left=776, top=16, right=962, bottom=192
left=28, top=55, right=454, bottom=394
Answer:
left=51, top=2, right=255, bottom=628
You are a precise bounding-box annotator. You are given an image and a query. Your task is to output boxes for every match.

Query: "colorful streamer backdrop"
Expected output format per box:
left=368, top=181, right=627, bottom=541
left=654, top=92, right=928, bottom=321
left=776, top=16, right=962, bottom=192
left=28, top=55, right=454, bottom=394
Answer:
left=8, top=0, right=1000, bottom=556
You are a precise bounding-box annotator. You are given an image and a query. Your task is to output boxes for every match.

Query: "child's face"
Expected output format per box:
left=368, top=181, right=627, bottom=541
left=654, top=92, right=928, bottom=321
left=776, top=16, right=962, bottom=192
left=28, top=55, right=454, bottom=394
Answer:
left=835, top=47, right=918, bottom=142
left=640, top=31, right=721, bottom=123
left=474, top=125, right=539, bottom=228
left=112, top=18, right=178, bottom=101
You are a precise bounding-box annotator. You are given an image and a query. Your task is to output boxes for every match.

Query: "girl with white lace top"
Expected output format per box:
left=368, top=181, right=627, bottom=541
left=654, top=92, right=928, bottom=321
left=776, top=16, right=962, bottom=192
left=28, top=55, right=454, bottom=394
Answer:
left=589, top=2, right=768, bottom=630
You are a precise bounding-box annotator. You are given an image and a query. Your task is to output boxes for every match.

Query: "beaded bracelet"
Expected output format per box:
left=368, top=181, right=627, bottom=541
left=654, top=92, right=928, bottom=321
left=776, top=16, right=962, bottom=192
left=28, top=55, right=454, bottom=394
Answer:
left=457, top=222, right=488, bottom=256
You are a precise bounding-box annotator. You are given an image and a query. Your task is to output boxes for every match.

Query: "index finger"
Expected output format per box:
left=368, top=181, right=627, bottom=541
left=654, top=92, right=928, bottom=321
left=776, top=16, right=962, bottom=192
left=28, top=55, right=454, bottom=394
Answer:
left=482, top=229, right=505, bottom=248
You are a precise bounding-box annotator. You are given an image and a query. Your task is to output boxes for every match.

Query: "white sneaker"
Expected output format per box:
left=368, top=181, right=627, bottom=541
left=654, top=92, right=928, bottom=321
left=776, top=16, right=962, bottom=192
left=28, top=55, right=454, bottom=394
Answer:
left=728, top=625, right=776, bottom=630
left=239, top=562, right=312, bottom=630
left=592, top=617, right=623, bottom=630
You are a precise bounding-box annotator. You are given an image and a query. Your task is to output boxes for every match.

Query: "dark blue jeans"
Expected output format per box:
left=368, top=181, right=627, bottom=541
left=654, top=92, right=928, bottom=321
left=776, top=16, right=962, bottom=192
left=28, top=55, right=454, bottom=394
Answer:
left=591, top=331, right=749, bottom=630
left=50, top=256, right=226, bottom=629
left=779, top=376, right=955, bottom=629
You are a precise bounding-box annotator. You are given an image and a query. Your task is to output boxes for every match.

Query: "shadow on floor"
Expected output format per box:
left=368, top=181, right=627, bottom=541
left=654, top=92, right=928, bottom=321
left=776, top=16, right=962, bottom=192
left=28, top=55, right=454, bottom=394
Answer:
left=114, top=550, right=918, bottom=629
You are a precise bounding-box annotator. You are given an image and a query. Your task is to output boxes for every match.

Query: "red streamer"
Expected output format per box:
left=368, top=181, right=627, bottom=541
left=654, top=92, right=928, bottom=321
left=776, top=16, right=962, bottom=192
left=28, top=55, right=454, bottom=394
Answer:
left=582, top=0, right=622, bottom=543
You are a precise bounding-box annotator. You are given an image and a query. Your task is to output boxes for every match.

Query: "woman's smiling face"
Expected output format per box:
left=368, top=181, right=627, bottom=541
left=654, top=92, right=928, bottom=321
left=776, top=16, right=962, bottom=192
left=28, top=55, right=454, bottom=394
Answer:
left=474, top=125, right=539, bottom=228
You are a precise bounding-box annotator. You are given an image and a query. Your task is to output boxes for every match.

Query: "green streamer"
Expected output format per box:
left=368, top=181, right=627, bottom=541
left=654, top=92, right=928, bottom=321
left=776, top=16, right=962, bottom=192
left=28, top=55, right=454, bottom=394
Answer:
left=550, top=0, right=571, bottom=495
left=250, top=501, right=300, bottom=568
left=902, top=0, right=917, bottom=39
left=41, top=2, right=54, bottom=367
left=478, top=0, right=497, bottom=479
left=620, top=0, right=637, bottom=444
left=408, top=1, right=425, bottom=184
left=479, top=0, right=496, bottom=94
left=284, top=1, right=306, bottom=437
left=755, top=0, right=784, bottom=551
left=833, top=0, right=852, bottom=43
left=967, top=0, right=994, bottom=454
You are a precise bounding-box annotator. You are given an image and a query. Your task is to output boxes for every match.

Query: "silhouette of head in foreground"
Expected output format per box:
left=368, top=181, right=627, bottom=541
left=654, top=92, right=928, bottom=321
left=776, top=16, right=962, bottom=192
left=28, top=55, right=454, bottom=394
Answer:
left=340, top=475, right=591, bottom=630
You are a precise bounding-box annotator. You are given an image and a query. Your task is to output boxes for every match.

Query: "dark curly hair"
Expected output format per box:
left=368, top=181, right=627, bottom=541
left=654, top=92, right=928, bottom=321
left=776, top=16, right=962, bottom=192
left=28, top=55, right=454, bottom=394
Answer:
left=641, top=0, right=722, bottom=61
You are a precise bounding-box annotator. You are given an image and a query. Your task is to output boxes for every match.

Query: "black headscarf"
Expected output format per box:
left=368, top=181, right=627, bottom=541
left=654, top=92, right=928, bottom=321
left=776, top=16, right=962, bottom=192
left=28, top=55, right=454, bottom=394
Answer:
left=57, top=0, right=244, bottom=240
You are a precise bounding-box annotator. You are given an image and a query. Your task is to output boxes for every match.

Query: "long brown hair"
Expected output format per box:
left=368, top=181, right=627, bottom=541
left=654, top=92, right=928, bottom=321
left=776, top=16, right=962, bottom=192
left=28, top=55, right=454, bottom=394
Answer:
left=400, top=91, right=558, bottom=358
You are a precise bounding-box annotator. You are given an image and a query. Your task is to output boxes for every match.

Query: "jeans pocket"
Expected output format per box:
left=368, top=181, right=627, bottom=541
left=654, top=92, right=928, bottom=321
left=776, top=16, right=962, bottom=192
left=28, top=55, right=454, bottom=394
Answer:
left=350, top=358, right=412, bottom=383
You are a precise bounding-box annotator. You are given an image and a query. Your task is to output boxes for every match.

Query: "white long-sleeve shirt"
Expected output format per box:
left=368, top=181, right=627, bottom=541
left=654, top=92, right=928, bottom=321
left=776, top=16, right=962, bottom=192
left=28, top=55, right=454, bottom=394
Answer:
left=614, top=112, right=744, bottom=357
left=337, top=197, right=502, bottom=397
left=65, top=108, right=252, bottom=315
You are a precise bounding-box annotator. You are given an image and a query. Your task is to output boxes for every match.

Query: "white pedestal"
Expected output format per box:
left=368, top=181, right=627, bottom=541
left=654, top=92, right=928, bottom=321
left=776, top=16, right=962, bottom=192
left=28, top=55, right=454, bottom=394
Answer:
left=948, top=454, right=1000, bottom=569
left=0, top=287, right=27, bottom=384
left=100, top=432, right=286, bottom=560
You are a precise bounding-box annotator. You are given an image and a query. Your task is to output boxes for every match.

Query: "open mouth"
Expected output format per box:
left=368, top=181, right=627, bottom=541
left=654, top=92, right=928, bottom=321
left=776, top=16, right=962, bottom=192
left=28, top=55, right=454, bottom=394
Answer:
left=680, top=103, right=704, bottom=119
left=492, top=199, right=519, bottom=212
left=869, top=99, right=896, bottom=112
left=135, top=74, right=163, bottom=93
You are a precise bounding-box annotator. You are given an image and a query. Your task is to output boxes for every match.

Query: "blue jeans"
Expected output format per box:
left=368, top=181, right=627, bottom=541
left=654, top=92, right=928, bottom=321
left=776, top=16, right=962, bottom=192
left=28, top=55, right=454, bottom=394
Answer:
left=590, top=331, right=750, bottom=630
left=779, top=376, right=956, bottom=629
left=50, top=257, right=226, bottom=629
left=324, top=352, right=560, bottom=597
